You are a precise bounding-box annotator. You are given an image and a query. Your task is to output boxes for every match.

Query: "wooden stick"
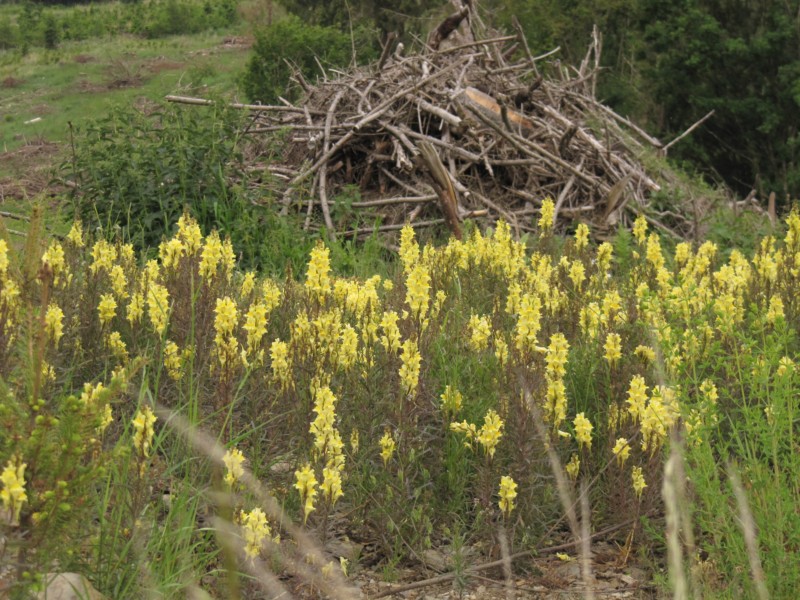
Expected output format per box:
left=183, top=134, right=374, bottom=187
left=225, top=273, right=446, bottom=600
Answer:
left=661, top=110, right=715, bottom=155
left=319, top=89, right=346, bottom=238
left=164, top=94, right=325, bottom=115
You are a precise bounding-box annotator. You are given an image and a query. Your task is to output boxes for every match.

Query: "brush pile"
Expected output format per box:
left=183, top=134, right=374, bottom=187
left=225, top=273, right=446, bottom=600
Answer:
left=171, top=3, right=699, bottom=241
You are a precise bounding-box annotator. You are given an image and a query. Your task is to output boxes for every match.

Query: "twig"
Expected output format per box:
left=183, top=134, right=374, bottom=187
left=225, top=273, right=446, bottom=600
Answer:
left=661, top=110, right=715, bottom=155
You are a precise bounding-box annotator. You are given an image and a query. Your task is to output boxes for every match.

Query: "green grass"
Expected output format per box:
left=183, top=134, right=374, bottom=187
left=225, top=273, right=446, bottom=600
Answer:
left=0, top=28, right=251, bottom=160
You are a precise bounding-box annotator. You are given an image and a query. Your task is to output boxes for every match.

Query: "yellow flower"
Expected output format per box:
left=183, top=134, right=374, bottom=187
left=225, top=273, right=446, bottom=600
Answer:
left=538, top=197, right=555, bottom=231
left=565, top=453, right=580, bottom=480
left=468, top=314, right=492, bottom=352
left=634, top=345, right=656, bottom=362
left=305, top=242, right=332, bottom=302
left=545, top=333, right=569, bottom=378
left=127, top=293, right=144, bottom=325
left=766, top=295, right=784, bottom=324
left=633, top=214, right=648, bottom=245
left=626, top=375, right=648, bottom=422
left=177, top=213, right=203, bottom=254
left=405, top=263, right=431, bottom=322
left=399, top=339, right=422, bottom=396
left=603, top=333, right=622, bottom=367
left=66, top=220, right=84, bottom=247
left=632, top=466, right=647, bottom=499
left=0, top=456, right=27, bottom=525
left=223, top=448, right=246, bottom=487
left=350, top=430, right=359, bottom=454
left=440, top=385, right=463, bottom=415
left=477, top=409, right=504, bottom=459
left=612, top=438, right=631, bottom=466
left=41, top=241, right=67, bottom=285
left=379, top=430, right=396, bottom=466
left=109, top=265, right=128, bottom=299
left=98, top=403, right=113, bottom=434
left=294, top=464, right=318, bottom=523
left=321, top=467, right=344, bottom=506
left=240, top=507, right=273, bottom=559
left=199, top=230, right=224, bottom=280
left=90, top=240, right=117, bottom=275
left=147, top=284, right=170, bottom=336
left=379, top=311, right=401, bottom=353
left=574, top=223, right=590, bottom=250
left=44, top=304, right=64, bottom=346
left=399, top=224, right=420, bottom=273
left=159, top=237, right=185, bottom=270
left=498, top=475, right=517, bottom=516
left=132, top=406, right=157, bottom=458
left=270, top=339, right=292, bottom=389
left=97, top=294, right=117, bottom=326
left=240, top=271, right=256, bottom=297
left=214, top=297, right=238, bottom=337
left=106, top=331, right=128, bottom=361
left=573, top=412, right=593, bottom=449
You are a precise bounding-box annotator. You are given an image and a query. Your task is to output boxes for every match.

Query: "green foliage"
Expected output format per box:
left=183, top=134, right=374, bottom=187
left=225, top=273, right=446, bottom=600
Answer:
left=242, top=16, right=379, bottom=104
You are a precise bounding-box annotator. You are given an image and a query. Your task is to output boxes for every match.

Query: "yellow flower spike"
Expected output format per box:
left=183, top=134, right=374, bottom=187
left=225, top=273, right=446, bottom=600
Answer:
left=399, top=339, right=422, bottom=396
left=146, top=283, right=170, bottom=336
left=477, top=409, right=504, bottom=459
left=66, top=220, right=84, bottom=248
left=41, top=241, right=67, bottom=285
left=240, top=507, right=273, bottom=559
left=109, top=265, right=128, bottom=299
left=565, top=453, right=580, bottom=480
left=159, top=237, right=185, bottom=270
left=223, top=448, right=246, bottom=487
left=214, top=297, right=238, bottom=337
left=127, top=292, right=144, bottom=326
left=97, top=294, right=117, bottom=327
left=44, top=304, right=64, bottom=346
left=379, top=311, right=401, bottom=353
left=573, top=413, right=593, bottom=449
left=321, top=467, right=344, bottom=506
left=574, top=223, right=590, bottom=250
left=350, top=430, right=359, bottom=454
left=498, top=475, right=518, bottom=517
left=294, top=464, right=318, bottom=523
left=177, top=213, right=203, bottom=254
left=199, top=230, right=224, bottom=280
left=612, top=438, right=631, bottom=466
left=405, top=262, right=431, bottom=322
left=468, top=314, right=492, bottom=352
left=634, top=345, right=656, bottom=362
left=379, top=430, right=396, bottom=466
left=633, top=214, right=648, bottom=245
left=399, top=224, right=420, bottom=273
left=440, top=385, right=463, bottom=415
left=132, top=406, right=157, bottom=459
left=632, top=466, right=647, bottom=499
left=240, top=271, right=256, bottom=298
left=538, top=197, right=555, bottom=231
left=90, top=240, right=117, bottom=275
left=603, top=333, right=622, bottom=367
left=106, top=331, right=128, bottom=361
left=305, top=241, right=332, bottom=302
left=626, top=375, right=648, bottom=423
left=0, top=456, right=27, bottom=526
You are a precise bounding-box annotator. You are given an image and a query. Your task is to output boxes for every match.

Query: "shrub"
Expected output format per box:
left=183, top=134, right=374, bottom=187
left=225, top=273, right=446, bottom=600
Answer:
left=242, top=16, right=379, bottom=104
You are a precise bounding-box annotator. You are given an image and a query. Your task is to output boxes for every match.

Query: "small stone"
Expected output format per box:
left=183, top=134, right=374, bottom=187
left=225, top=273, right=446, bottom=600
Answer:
left=37, top=573, right=106, bottom=600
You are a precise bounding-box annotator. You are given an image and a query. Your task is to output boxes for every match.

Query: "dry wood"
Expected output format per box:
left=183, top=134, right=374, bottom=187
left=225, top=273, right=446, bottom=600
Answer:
left=169, top=1, right=708, bottom=241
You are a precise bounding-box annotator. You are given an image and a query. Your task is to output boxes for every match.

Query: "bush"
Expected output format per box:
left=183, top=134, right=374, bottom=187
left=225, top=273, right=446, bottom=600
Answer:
left=242, top=16, right=379, bottom=104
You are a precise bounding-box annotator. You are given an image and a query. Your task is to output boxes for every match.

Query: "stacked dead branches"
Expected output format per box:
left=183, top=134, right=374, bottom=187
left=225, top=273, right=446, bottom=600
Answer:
left=169, top=4, right=702, bottom=241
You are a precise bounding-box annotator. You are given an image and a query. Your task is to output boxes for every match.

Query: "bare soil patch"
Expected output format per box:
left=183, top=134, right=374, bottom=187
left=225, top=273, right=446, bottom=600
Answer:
left=74, top=54, right=95, bottom=64
left=146, top=56, right=187, bottom=74
left=1, top=77, right=24, bottom=89
left=0, top=138, right=63, bottom=202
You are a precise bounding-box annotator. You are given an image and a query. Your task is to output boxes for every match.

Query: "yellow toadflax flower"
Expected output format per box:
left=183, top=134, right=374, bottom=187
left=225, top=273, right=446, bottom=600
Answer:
left=573, top=412, right=593, bottom=449
left=405, top=263, right=431, bottom=322
left=223, top=448, right=246, bottom=487
left=399, top=339, right=422, bottom=396
left=66, top=220, right=84, bottom=247
left=612, top=438, right=631, bottom=466
left=574, top=223, right=590, bottom=250
left=240, top=507, right=273, bottom=559
left=632, top=466, right=647, bottom=499
left=321, top=466, right=344, bottom=506
left=468, top=314, right=492, bottom=352
left=566, top=453, right=580, bottom=480
left=147, top=283, right=170, bottom=336
left=132, top=406, right=157, bottom=459
left=294, top=464, right=318, bottom=523
left=440, top=385, right=463, bottom=415
left=538, top=197, right=555, bottom=231
left=379, top=430, right=396, bottom=466
left=0, top=456, right=27, bottom=526
left=603, top=333, right=622, bottom=367
left=305, top=242, right=332, bottom=302
left=477, top=409, right=504, bottom=459
left=199, top=230, right=224, bottom=280
left=44, top=304, right=64, bottom=346
left=97, top=294, right=117, bottom=327
left=498, top=475, right=517, bottom=517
